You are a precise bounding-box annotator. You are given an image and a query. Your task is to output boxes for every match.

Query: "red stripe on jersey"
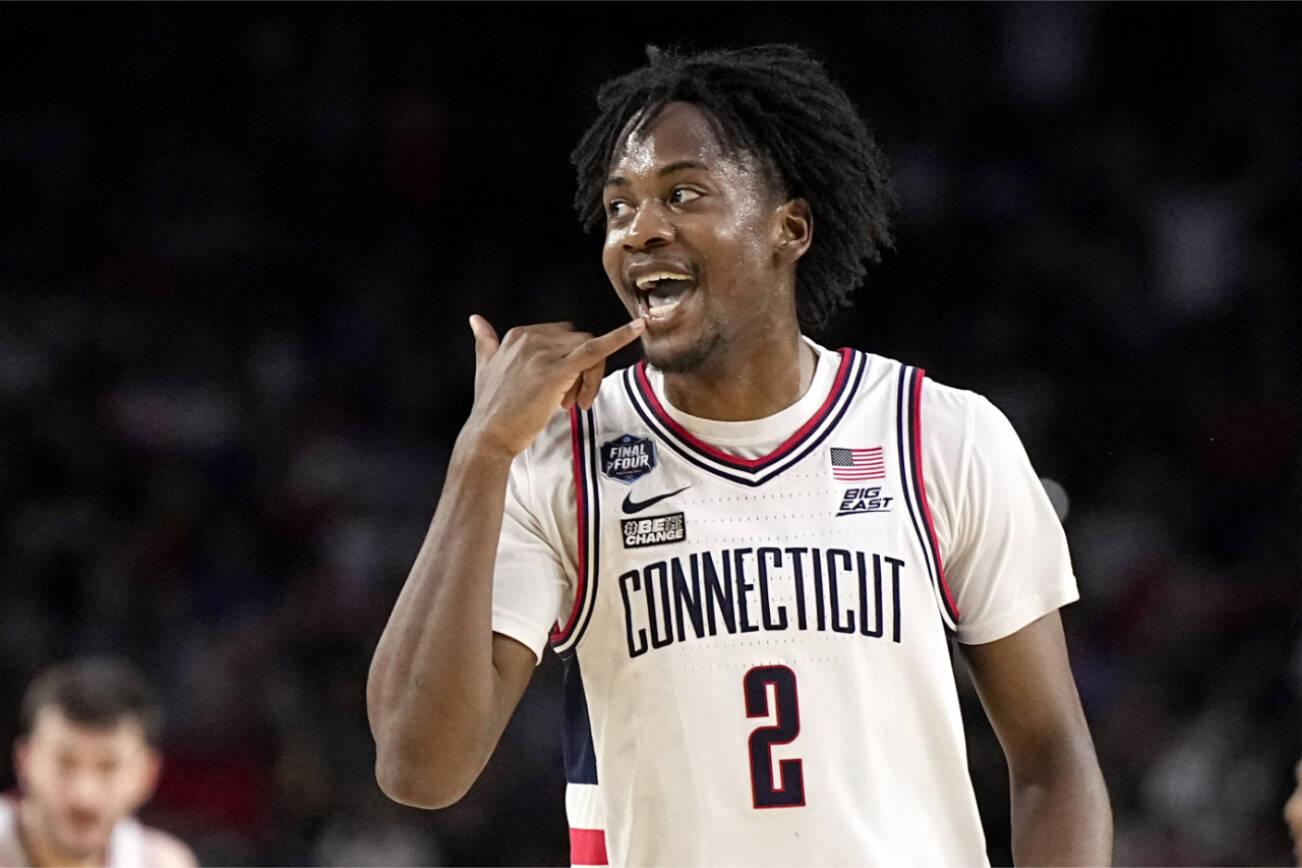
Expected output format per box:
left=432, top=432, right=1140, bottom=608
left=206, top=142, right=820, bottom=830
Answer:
left=569, top=827, right=608, bottom=865
left=910, top=370, right=959, bottom=619
left=551, top=407, right=587, bottom=643
left=633, top=348, right=853, bottom=470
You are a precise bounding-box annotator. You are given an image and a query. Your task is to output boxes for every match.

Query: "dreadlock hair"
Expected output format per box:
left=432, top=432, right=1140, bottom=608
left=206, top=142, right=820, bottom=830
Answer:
left=572, top=44, right=895, bottom=333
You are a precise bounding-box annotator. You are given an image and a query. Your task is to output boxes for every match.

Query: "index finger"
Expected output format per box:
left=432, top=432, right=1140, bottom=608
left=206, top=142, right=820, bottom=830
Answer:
left=565, top=317, right=646, bottom=368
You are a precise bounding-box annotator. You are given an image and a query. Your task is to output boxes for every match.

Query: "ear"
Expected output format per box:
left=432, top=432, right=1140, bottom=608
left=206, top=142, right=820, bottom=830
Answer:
left=132, top=748, right=163, bottom=810
left=13, top=737, right=29, bottom=785
left=772, top=197, right=813, bottom=264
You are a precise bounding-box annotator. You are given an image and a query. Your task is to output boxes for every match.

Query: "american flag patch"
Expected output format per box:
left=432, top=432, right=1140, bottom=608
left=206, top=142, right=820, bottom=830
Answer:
left=830, top=447, right=886, bottom=481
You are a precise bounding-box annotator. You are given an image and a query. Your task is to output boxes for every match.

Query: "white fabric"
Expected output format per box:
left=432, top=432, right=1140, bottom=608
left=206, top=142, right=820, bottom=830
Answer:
left=492, top=340, right=1078, bottom=657
left=564, top=783, right=606, bottom=831
left=106, top=814, right=148, bottom=867
left=917, top=375, right=1080, bottom=643
left=643, top=337, right=838, bottom=452
left=0, top=794, right=150, bottom=867
left=488, top=340, right=1079, bottom=866
left=0, top=796, right=24, bottom=868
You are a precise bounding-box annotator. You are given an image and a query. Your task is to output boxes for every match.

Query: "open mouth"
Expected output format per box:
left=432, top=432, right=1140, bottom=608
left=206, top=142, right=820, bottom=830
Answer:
left=59, top=808, right=107, bottom=840
left=633, top=272, right=695, bottom=320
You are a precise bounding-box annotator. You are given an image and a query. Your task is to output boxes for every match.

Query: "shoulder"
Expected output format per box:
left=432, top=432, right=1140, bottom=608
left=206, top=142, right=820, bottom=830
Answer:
left=914, top=370, right=1025, bottom=462
left=846, top=351, right=1003, bottom=454
left=520, top=405, right=575, bottom=462
left=0, top=795, right=23, bottom=868
left=514, top=406, right=581, bottom=490
left=914, top=372, right=1041, bottom=525
left=518, top=363, right=636, bottom=457
left=509, top=364, right=640, bottom=504
left=919, top=374, right=980, bottom=438
left=143, top=827, right=199, bottom=868
left=852, top=360, right=1036, bottom=547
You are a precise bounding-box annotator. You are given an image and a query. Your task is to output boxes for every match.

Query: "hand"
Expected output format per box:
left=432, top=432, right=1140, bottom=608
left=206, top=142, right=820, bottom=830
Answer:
left=465, top=314, right=645, bottom=458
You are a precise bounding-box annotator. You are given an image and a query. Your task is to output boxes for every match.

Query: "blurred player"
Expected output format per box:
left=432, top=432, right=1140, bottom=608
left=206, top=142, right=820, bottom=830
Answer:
left=369, top=45, right=1112, bottom=864
left=1, top=659, right=196, bottom=868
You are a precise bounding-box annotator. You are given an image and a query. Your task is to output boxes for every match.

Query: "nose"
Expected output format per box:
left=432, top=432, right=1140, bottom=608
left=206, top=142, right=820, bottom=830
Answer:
left=67, top=768, right=105, bottom=810
left=622, top=200, right=674, bottom=251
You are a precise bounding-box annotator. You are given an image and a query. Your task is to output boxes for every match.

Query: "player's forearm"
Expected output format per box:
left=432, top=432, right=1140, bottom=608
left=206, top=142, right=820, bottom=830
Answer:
left=1008, top=740, right=1112, bottom=866
left=367, top=430, right=516, bottom=807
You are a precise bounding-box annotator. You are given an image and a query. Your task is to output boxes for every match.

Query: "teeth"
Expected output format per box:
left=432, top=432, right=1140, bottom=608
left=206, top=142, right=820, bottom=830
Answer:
left=647, top=297, right=681, bottom=317
left=634, top=271, right=692, bottom=290
left=647, top=290, right=681, bottom=307
left=637, top=293, right=683, bottom=319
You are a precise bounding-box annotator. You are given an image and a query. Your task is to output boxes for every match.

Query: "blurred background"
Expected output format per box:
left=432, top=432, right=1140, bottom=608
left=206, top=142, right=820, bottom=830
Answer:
left=1, top=3, right=1298, bottom=865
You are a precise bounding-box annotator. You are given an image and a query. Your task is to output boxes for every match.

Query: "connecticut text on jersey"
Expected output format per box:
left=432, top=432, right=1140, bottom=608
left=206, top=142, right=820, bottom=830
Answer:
left=618, top=546, right=906, bottom=658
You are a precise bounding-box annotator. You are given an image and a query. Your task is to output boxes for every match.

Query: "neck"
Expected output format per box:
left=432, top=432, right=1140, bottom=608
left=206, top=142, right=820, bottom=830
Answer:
left=661, top=327, right=817, bottom=420
left=18, top=800, right=105, bottom=868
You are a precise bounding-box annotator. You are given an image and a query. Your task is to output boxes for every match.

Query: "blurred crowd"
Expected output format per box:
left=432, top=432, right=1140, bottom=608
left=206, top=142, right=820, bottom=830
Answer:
left=1, top=5, right=1297, bottom=865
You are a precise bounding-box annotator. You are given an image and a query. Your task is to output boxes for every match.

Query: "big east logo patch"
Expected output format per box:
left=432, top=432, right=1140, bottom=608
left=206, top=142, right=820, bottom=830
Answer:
left=837, top=486, right=894, bottom=517
left=601, top=434, right=656, bottom=483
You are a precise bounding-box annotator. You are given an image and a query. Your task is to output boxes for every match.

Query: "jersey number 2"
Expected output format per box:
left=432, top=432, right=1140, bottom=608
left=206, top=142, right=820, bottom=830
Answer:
left=743, top=665, right=805, bottom=808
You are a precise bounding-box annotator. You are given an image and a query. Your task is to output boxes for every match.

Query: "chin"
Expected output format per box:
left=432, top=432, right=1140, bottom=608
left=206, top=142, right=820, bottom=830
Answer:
left=54, top=821, right=113, bottom=858
left=644, top=332, right=723, bottom=374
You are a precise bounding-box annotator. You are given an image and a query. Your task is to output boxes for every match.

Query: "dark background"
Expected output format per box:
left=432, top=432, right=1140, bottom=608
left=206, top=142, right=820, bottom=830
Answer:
left=1, top=3, right=1299, bottom=865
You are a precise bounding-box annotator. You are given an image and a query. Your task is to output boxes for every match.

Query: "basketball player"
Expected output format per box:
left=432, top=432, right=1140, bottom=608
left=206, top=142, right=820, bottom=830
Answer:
left=369, top=45, right=1112, bottom=865
left=1, top=659, right=196, bottom=868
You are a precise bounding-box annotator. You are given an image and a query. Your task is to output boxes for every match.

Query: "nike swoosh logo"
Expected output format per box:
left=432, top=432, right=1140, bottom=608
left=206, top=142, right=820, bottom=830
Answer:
left=622, top=486, right=691, bottom=514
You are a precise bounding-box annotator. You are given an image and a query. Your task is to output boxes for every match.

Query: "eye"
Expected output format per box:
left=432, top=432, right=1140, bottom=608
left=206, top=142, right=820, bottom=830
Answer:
left=669, top=187, right=702, bottom=205
left=606, top=199, right=632, bottom=219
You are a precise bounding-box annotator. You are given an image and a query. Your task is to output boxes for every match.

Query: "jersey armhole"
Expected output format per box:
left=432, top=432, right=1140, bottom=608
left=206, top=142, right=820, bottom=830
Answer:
left=902, top=368, right=961, bottom=630
left=551, top=407, right=601, bottom=653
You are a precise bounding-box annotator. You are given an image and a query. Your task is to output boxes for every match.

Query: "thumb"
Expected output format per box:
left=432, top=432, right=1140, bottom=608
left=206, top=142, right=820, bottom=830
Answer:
left=469, top=314, right=500, bottom=370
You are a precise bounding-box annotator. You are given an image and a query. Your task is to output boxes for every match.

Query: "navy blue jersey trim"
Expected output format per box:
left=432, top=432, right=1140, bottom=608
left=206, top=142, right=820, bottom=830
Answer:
left=895, top=366, right=957, bottom=634
left=621, top=351, right=867, bottom=488
left=561, top=655, right=599, bottom=785
left=624, top=378, right=757, bottom=485
left=905, top=369, right=958, bottom=625
left=552, top=409, right=601, bottom=652
left=573, top=409, right=602, bottom=646
left=629, top=349, right=856, bottom=473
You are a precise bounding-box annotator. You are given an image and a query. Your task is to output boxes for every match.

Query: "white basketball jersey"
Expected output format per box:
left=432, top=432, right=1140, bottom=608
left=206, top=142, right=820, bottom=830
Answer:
left=0, top=795, right=149, bottom=867
left=549, top=350, right=987, bottom=866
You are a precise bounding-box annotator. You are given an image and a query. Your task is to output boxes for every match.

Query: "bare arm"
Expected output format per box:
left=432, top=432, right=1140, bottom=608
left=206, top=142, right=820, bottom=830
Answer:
left=958, top=611, right=1113, bottom=866
left=367, top=315, right=644, bottom=808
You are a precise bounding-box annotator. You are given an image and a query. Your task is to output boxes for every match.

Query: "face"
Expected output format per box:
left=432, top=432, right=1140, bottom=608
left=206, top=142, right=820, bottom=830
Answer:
left=15, top=708, right=160, bottom=861
left=601, top=101, right=810, bottom=374
left=1287, top=758, right=1302, bottom=866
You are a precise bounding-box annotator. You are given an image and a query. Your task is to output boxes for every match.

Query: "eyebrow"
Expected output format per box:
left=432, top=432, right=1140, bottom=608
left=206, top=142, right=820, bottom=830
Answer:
left=605, top=160, right=710, bottom=188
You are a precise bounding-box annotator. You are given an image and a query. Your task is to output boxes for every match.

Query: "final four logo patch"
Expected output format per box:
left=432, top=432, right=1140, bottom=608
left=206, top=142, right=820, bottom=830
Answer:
left=601, top=434, right=657, bottom=483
